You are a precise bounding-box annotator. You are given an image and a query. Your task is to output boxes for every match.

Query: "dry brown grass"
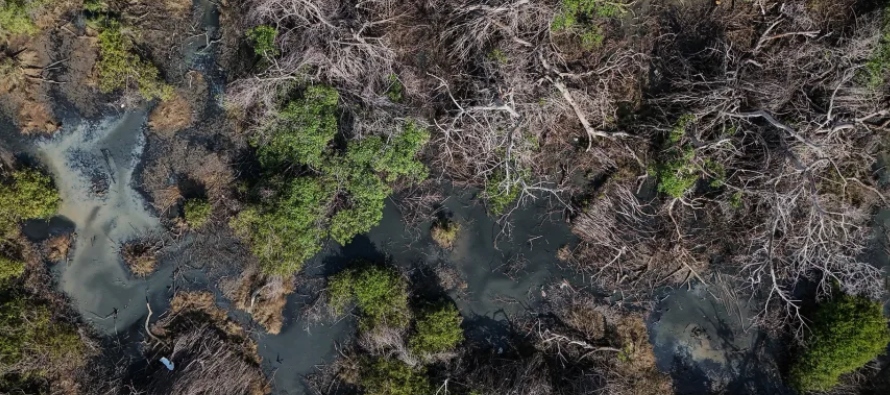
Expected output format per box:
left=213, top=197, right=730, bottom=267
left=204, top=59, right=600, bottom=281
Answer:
left=148, top=292, right=269, bottom=395
left=152, top=184, right=182, bottom=213
left=44, top=234, right=71, bottom=263
left=0, top=40, right=59, bottom=134
left=431, top=220, right=460, bottom=249
left=148, top=91, right=194, bottom=136
left=121, top=240, right=160, bottom=277
left=221, top=266, right=294, bottom=334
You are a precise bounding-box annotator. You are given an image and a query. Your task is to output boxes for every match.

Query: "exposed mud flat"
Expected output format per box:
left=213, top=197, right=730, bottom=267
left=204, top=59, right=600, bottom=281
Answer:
left=36, top=110, right=169, bottom=335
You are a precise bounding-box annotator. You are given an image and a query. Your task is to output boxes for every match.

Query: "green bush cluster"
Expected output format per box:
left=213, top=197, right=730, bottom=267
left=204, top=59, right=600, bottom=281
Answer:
left=651, top=148, right=698, bottom=199
left=650, top=114, right=704, bottom=199
left=552, top=0, right=625, bottom=50
left=247, top=25, right=279, bottom=58
left=789, top=294, right=890, bottom=392
left=483, top=170, right=522, bottom=216
left=0, top=0, right=48, bottom=39
left=0, top=256, right=25, bottom=284
left=235, top=86, right=429, bottom=275
left=95, top=19, right=173, bottom=101
left=409, top=302, right=464, bottom=354
left=386, top=74, right=403, bottom=102
left=256, top=85, right=340, bottom=169
left=0, top=291, right=86, bottom=386
left=232, top=178, right=333, bottom=275
left=0, top=169, right=61, bottom=236
left=864, top=8, right=890, bottom=89
left=359, top=357, right=430, bottom=395
left=183, top=198, right=212, bottom=228
left=328, top=265, right=411, bottom=330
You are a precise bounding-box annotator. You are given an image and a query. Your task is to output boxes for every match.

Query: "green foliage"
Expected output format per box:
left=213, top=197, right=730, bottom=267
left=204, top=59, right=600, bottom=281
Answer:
left=256, top=85, right=339, bottom=169
left=668, top=113, right=695, bottom=144
left=0, top=291, right=85, bottom=381
left=653, top=148, right=698, bottom=199
left=0, top=256, right=25, bottom=284
left=0, top=0, right=47, bottom=39
left=863, top=8, right=890, bottom=89
left=651, top=115, right=702, bottom=199
left=96, top=19, right=173, bottom=101
left=386, top=74, right=403, bottom=102
left=703, top=159, right=726, bottom=188
left=183, top=198, right=212, bottom=228
left=238, top=86, right=428, bottom=275
left=551, top=0, right=624, bottom=49
left=483, top=170, right=522, bottom=216
left=231, top=178, right=333, bottom=275
left=789, top=294, right=890, bottom=392
left=488, top=48, right=508, bottom=64
left=328, top=265, right=410, bottom=330
left=83, top=0, right=109, bottom=13
left=580, top=27, right=605, bottom=50
left=410, top=302, right=464, bottom=354
left=729, top=191, right=743, bottom=208
left=247, top=25, right=279, bottom=58
left=0, top=169, right=60, bottom=236
left=360, top=358, right=430, bottom=395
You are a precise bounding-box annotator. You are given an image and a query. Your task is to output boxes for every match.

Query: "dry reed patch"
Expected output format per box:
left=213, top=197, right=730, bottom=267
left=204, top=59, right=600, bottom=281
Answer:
left=148, top=292, right=269, bottom=395
left=431, top=220, right=460, bottom=249
left=121, top=240, right=160, bottom=277
left=221, top=267, right=294, bottom=334
left=44, top=234, right=71, bottom=262
left=148, top=91, right=193, bottom=136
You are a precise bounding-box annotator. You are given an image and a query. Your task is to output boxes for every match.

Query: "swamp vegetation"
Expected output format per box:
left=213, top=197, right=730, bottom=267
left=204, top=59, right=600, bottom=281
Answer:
left=1, top=0, right=890, bottom=394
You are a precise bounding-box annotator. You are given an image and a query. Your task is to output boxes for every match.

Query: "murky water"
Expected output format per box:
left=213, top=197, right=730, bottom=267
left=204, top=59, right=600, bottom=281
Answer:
left=254, top=190, right=579, bottom=394
left=37, top=111, right=169, bottom=335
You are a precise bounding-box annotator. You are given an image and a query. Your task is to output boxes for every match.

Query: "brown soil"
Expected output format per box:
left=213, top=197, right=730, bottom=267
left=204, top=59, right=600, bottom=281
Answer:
left=220, top=266, right=295, bottom=334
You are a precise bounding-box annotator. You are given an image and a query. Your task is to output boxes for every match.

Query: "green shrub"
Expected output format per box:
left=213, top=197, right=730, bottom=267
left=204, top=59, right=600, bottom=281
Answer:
left=668, top=113, right=695, bottom=144
left=863, top=8, right=890, bottom=89
left=238, top=86, right=429, bottom=275
left=652, top=148, right=698, bottom=199
left=328, top=265, right=410, bottom=330
left=96, top=19, right=173, bottom=101
left=0, top=291, right=86, bottom=382
left=247, top=25, right=279, bottom=58
left=483, top=170, right=522, bottom=216
left=183, top=198, right=212, bottom=228
left=410, top=302, right=464, bottom=354
left=0, top=256, right=25, bottom=283
left=256, top=85, right=339, bottom=169
left=551, top=0, right=624, bottom=50
left=789, top=294, right=890, bottom=392
left=0, top=169, right=60, bottom=235
left=231, top=177, right=334, bottom=275
left=360, top=358, right=430, bottom=395
left=0, top=0, right=47, bottom=39
left=386, top=73, right=403, bottom=102
left=83, top=0, right=109, bottom=13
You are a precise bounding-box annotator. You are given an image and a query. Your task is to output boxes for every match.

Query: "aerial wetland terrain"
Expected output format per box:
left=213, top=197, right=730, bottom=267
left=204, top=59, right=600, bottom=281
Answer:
left=3, top=0, right=890, bottom=394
